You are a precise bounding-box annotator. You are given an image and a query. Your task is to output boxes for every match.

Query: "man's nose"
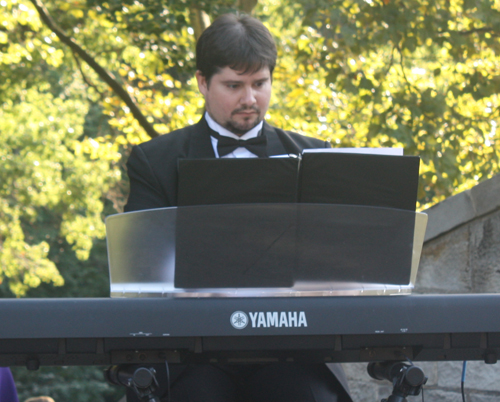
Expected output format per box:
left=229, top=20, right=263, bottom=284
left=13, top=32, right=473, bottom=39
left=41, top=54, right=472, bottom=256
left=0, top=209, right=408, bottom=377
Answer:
left=240, top=86, right=256, bottom=105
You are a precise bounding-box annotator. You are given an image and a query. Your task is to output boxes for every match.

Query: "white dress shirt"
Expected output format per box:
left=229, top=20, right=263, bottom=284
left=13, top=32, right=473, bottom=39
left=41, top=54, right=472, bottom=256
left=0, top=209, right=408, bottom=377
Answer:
left=205, top=112, right=264, bottom=158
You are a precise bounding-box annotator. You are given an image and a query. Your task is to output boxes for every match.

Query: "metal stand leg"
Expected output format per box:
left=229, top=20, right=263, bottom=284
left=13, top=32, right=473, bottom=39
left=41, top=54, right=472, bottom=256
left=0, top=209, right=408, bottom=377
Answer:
left=367, top=361, right=427, bottom=402
left=106, top=365, right=161, bottom=402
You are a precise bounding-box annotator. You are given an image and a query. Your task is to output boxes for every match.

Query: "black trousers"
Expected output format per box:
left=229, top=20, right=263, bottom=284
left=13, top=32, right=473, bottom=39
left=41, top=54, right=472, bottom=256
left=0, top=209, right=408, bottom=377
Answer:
left=125, top=363, right=342, bottom=402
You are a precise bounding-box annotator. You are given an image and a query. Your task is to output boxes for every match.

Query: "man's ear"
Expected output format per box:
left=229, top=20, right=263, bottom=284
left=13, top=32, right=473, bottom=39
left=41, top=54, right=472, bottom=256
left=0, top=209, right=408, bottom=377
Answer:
left=196, top=70, right=208, bottom=96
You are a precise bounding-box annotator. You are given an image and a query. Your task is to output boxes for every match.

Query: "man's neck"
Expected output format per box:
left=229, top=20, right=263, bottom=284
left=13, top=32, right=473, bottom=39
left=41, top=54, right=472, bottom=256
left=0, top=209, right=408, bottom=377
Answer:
left=205, top=112, right=263, bottom=140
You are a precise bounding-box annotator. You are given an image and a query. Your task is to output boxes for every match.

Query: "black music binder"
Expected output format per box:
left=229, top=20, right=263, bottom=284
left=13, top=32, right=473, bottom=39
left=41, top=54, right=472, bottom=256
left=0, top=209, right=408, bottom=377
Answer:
left=177, top=153, right=420, bottom=210
left=177, top=158, right=299, bottom=206
left=174, top=204, right=296, bottom=288
left=174, top=153, right=420, bottom=289
left=298, top=153, right=420, bottom=211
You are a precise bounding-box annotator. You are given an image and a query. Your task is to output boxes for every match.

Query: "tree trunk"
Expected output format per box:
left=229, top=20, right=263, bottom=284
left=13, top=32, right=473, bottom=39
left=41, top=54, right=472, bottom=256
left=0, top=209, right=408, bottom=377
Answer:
left=189, top=7, right=211, bottom=41
left=237, top=0, right=258, bottom=14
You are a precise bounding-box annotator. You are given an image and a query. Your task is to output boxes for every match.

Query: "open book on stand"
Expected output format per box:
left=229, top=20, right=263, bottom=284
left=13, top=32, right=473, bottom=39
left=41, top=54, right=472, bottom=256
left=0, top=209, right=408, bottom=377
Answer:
left=177, top=148, right=419, bottom=211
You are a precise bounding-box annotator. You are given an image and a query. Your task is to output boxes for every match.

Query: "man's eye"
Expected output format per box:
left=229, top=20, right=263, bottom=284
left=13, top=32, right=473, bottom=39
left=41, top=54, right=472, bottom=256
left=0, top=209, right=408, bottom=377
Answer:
left=227, top=84, right=239, bottom=89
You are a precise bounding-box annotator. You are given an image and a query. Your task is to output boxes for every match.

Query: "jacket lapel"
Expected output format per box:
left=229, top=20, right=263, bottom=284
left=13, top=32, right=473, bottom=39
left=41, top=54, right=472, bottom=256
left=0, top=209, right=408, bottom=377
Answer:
left=187, top=116, right=216, bottom=158
left=262, top=122, right=288, bottom=156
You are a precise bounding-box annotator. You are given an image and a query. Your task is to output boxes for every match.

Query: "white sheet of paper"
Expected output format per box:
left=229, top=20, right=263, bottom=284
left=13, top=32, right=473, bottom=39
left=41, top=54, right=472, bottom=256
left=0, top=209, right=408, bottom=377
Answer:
left=302, top=147, right=404, bottom=156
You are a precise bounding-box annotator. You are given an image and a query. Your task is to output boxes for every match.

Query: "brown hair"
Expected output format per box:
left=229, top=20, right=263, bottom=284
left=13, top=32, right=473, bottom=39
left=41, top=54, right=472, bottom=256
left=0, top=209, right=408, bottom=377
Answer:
left=196, top=14, right=277, bottom=84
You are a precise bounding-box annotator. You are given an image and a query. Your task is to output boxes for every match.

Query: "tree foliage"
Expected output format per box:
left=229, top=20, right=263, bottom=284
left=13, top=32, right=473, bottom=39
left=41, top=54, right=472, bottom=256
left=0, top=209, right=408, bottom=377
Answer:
left=10, top=365, right=122, bottom=402
left=1, top=0, right=121, bottom=295
left=280, top=0, right=500, bottom=205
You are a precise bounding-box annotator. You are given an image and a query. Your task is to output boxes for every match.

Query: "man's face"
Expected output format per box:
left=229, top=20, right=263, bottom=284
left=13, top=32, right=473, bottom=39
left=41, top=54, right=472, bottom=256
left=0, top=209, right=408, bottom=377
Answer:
left=196, top=66, right=272, bottom=136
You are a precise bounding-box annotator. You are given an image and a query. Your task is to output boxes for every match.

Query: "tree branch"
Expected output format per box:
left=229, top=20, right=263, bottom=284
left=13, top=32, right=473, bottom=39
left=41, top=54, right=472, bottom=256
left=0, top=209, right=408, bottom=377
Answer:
left=30, top=0, right=160, bottom=139
left=439, top=27, right=500, bottom=37
left=396, top=45, right=418, bottom=93
left=397, top=46, right=410, bottom=85
left=71, top=51, right=105, bottom=100
left=383, top=44, right=396, bottom=77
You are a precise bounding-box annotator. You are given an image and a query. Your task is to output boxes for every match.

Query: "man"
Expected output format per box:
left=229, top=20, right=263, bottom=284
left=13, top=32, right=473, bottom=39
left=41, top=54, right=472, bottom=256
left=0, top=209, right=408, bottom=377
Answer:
left=125, top=14, right=331, bottom=211
left=124, top=13, right=352, bottom=402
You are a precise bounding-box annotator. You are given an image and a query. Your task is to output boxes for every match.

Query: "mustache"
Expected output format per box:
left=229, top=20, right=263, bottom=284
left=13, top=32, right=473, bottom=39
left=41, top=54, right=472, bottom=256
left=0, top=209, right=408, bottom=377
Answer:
left=232, top=106, right=260, bottom=115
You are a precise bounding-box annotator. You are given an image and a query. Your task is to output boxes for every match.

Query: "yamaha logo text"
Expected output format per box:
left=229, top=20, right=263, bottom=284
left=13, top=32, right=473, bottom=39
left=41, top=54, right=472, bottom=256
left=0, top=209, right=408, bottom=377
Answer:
left=230, top=311, right=307, bottom=329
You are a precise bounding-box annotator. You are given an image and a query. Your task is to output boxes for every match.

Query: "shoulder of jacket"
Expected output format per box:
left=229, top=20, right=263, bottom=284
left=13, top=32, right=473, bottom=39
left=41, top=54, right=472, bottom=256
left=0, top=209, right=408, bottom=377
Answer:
left=134, top=123, right=199, bottom=155
left=268, top=124, right=328, bottom=147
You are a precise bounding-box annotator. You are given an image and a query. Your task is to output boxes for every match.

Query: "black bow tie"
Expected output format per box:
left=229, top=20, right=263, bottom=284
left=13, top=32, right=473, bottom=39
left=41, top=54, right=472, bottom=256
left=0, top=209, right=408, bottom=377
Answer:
left=211, top=130, right=268, bottom=158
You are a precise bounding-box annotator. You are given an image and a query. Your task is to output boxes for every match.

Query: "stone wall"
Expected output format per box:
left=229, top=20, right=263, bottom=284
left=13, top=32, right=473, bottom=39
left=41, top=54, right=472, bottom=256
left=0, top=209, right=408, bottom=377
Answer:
left=344, top=174, right=500, bottom=402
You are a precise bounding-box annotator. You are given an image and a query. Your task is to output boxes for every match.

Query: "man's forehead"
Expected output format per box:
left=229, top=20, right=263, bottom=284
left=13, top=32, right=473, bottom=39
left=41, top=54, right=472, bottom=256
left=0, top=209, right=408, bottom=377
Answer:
left=213, top=66, right=271, bottom=80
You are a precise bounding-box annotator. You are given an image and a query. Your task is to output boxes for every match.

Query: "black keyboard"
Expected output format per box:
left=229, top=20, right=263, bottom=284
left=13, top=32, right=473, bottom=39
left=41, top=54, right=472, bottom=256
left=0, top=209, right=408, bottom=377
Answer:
left=1, top=295, right=499, bottom=367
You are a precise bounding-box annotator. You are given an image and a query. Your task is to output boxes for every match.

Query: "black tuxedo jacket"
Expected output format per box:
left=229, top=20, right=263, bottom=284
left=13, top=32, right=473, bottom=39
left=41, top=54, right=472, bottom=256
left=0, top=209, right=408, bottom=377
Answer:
left=123, top=117, right=352, bottom=401
left=124, top=117, right=330, bottom=211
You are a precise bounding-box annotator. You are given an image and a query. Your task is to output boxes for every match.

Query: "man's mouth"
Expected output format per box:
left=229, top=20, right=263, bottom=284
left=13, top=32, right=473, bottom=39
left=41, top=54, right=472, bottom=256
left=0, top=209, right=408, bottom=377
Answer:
left=233, top=108, right=259, bottom=116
